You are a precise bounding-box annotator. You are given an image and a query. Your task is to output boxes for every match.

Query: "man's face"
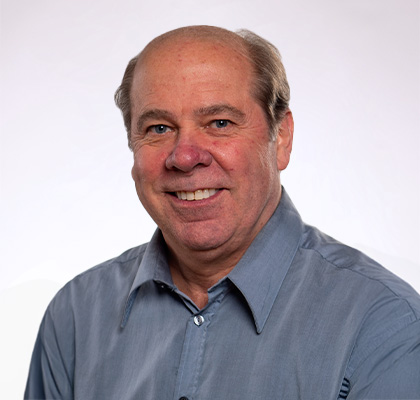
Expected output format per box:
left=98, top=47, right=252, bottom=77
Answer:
left=130, top=38, right=292, bottom=260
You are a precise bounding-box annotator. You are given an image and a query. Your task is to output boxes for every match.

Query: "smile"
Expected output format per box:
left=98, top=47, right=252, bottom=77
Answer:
left=176, top=189, right=218, bottom=201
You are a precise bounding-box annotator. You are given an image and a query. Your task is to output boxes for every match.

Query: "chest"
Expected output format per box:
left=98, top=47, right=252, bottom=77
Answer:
left=72, top=289, right=354, bottom=400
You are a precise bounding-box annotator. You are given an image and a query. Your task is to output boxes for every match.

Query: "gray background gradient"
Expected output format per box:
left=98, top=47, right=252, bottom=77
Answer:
left=1, top=0, right=419, bottom=397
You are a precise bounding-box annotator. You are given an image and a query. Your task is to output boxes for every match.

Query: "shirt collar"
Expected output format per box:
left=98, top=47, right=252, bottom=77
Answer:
left=121, top=230, right=173, bottom=328
left=133, top=229, right=174, bottom=288
left=227, top=188, right=304, bottom=333
left=121, top=188, right=303, bottom=331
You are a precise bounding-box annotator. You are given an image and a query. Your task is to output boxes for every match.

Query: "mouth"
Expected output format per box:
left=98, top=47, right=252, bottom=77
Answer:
left=174, top=188, right=219, bottom=201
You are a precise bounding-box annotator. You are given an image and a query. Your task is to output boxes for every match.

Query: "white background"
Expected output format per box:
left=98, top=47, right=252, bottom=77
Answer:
left=1, top=0, right=419, bottom=397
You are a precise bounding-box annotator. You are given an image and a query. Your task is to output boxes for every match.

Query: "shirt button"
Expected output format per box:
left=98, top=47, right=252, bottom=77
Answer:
left=193, top=315, right=205, bottom=326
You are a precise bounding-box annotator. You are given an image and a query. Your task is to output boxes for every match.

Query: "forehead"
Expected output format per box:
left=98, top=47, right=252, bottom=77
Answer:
left=139, top=30, right=249, bottom=65
left=132, top=37, right=254, bottom=96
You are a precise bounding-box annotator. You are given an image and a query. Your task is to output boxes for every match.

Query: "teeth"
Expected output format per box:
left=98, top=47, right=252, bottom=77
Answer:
left=176, top=188, right=218, bottom=201
left=195, top=190, right=204, bottom=200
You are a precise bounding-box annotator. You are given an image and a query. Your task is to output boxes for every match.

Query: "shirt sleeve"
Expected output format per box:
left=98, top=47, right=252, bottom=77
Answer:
left=24, top=306, right=74, bottom=400
left=344, top=319, right=420, bottom=400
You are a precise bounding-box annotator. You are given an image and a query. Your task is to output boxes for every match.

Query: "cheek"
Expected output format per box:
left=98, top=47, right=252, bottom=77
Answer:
left=132, top=149, right=168, bottom=182
left=211, top=140, right=249, bottom=172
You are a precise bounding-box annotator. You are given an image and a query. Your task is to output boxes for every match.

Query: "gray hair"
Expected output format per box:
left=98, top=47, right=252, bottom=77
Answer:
left=114, top=26, right=290, bottom=148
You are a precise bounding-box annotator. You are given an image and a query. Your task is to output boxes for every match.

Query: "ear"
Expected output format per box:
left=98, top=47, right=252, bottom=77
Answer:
left=275, top=111, right=294, bottom=171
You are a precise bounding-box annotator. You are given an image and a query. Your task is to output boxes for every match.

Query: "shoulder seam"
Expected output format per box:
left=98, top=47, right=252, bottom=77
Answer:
left=299, top=246, right=419, bottom=318
left=52, top=245, right=147, bottom=299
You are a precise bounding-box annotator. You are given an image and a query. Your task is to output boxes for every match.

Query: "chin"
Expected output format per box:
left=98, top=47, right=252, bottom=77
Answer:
left=180, top=236, right=227, bottom=252
left=165, top=226, right=232, bottom=253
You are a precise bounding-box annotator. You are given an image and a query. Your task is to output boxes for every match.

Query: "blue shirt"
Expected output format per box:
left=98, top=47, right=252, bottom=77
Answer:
left=25, top=190, right=420, bottom=399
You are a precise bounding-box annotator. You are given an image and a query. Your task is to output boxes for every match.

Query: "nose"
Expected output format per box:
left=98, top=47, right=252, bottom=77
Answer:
left=165, top=135, right=212, bottom=172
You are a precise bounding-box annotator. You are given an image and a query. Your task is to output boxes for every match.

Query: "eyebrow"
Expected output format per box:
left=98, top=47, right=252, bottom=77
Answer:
left=194, top=104, right=246, bottom=121
left=136, top=109, right=176, bottom=132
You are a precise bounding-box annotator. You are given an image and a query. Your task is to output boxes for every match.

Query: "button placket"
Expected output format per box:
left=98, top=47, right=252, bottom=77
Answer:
left=174, top=283, right=229, bottom=400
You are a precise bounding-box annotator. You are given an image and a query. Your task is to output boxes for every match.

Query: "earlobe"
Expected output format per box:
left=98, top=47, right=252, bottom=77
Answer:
left=131, top=165, right=136, bottom=181
left=276, top=111, right=294, bottom=171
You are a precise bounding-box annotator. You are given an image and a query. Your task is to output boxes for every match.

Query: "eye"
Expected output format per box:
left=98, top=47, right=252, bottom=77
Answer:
left=212, top=120, right=230, bottom=129
left=149, top=124, right=170, bottom=134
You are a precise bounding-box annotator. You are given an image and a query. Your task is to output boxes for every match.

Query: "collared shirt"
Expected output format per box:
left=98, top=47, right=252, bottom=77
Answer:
left=25, top=190, right=420, bottom=400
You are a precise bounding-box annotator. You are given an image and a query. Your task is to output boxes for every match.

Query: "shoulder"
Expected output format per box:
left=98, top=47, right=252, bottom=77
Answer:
left=66, top=243, right=146, bottom=287
left=299, top=223, right=420, bottom=318
left=45, top=243, right=149, bottom=322
left=298, top=224, right=420, bottom=388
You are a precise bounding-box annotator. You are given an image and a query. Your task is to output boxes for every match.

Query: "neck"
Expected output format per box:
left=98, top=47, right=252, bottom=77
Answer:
left=168, top=245, right=242, bottom=309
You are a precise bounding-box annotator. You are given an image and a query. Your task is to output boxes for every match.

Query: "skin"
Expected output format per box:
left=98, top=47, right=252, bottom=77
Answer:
left=130, top=35, right=294, bottom=308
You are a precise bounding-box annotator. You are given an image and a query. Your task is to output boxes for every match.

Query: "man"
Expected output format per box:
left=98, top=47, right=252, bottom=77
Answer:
left=25, top=26, right=420, bottom=399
